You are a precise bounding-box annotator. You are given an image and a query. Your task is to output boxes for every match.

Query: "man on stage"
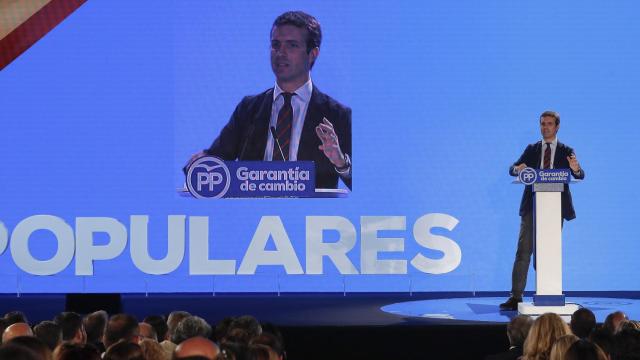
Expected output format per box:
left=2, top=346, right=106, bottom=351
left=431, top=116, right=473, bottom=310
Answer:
left=186, top=11, right=351, bottom=190
left=500, top=111, right=585, bottom=311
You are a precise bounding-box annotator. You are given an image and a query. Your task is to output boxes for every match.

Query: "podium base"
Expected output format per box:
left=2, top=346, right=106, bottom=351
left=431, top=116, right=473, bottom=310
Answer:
left=518, top=302, right=580, bottom=317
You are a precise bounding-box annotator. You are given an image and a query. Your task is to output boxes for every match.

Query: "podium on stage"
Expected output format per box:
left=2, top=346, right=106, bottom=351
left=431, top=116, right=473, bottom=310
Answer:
left=515, top=168, right=580, bottom=316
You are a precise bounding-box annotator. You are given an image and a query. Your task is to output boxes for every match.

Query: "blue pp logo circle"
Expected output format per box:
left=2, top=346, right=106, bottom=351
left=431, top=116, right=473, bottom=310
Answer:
left=518, top=167, right=537, bottom=185
left=186, top=156, right=231, bottom=199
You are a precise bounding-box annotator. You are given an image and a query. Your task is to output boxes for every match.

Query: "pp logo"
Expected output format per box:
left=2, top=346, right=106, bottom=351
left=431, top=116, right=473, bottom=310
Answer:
left=518, top=167, right=537, bottom=185
left=186, top=156, right=231, bottom=199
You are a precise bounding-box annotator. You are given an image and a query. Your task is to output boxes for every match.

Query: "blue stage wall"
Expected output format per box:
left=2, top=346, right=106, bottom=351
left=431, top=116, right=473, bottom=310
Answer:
left=1, top=1, right=638, bottom=293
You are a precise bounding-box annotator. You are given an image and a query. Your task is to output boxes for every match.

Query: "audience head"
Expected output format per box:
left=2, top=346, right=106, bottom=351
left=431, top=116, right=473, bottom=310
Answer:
left=248, top=344, right=278, bottom=360
left=172, top=316, right=211, bottom=345
left=2, top=322, right=33, bottom=343
left=219, top=342, right=249, bottom=360
left=564, top=339, right=607, bottom=360
left=139, top=322, right=158, bottom=342
left=52, top=342, right=101, bottom=360
left=0, top=343, right=40, bottom=360
left=214, top=317, right=235, bottom=343
left=53, top=312, right=86, bottom=344
left=166, top=311, right=191, bottom=343
left=571, top=308, right=597, bottom=339
left=173, top=336, right=219, bottom=359
left=226, top=316, right=261, bottom=344
left=619, top=320, right=640, bottom=332
left=523, top=312, right=571, bottom=360
left=549, top=334, right=579, bottom=360
left=6, top=336, right=52, bottom=360
left=251, top=332, right=285, bottom=360
left=143, top=316, right=168, bottom=343
left=604, top=311, right=628, bottom=335
left=34, top=321, right=62, bottom=351
left=104, top=314, right=140, bottom=349
left=84, top=310, right=108, bottom=346
left=139, top=338, right=169, bottom=360
left=103, top=340, right=144, bottom=360
left=612, top=328, right=640, bottom=360
left=4, top=311, right=29, bottom=326
left=589, top=328, right=614, bottom=358
left=507, top=315, right=534, bottom=348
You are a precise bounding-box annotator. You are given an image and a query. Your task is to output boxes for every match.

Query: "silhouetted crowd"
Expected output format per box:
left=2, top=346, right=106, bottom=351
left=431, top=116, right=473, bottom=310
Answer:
left=485, top=309, right=640, bottom=360
left=0, top=309, right=284, bottom=360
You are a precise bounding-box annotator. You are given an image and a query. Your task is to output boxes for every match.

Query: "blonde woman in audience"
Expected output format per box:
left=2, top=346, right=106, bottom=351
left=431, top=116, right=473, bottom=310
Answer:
left=549, top=334, right=579, bottom=360
left=139, top=339, right=169, bottom=360
left=522, top=313, right=572, bottom=360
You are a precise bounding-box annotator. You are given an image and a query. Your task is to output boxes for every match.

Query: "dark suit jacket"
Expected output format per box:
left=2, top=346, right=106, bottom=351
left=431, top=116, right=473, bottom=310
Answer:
left=206, top=86, right=352, bottom=190
left=509, top=141, right=585, bottom=220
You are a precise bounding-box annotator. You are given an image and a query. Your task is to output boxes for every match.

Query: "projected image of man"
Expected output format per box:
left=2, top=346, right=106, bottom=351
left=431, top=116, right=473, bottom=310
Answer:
left=500, top=111, right=585, bottom=311
left=186, top=11, right=351, bottom=190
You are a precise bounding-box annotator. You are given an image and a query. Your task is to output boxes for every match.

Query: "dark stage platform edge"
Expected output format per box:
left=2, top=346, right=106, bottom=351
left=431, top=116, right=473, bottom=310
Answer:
left=1, top=291, right=638, bottom=360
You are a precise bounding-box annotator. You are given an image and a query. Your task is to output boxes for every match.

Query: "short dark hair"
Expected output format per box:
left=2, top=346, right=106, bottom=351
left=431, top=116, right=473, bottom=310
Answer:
left=172, top=316, right=211, bottom=344
left=7, top=336, right=52, bottom=360
left=53, top=312, right=84, bottom=341
left=4, top=311, right=29, bottom=326
left=104, top=314, right=139, bottom=348
left=103, top=340, right=143, bottom=360
left=540, top=110, right=560, bottom=126
left=571, top=308, right=597, bottom=339
left=272, top=11, right=322, bottom=52
left=84, top=310, right=108, bottom=345
left=33, top=320, right=62, bottom=351
left=142, top=315, right=168, bottom=342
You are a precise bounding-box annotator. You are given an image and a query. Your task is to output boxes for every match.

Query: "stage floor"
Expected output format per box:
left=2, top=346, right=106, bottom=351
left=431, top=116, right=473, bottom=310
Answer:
left=1, top=292, right=638, bottom=326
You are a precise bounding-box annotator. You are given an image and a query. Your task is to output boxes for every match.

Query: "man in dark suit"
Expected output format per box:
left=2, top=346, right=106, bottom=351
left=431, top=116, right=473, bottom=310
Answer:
left=485, top=315, right=533, bottom=360
left=500, top=111, right=585, bottom=310
left=187, top=11, right=351, bottom=190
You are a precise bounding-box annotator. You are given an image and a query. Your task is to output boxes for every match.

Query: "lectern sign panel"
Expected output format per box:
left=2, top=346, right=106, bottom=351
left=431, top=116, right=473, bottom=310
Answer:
left=518, top=168, right=571, bottom=185
left=186, top=157, right=316, bottom=198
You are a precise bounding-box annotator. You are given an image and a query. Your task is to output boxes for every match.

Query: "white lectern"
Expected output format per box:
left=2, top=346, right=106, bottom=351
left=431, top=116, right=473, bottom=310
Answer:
left=516, top=168, right=579, bottom=316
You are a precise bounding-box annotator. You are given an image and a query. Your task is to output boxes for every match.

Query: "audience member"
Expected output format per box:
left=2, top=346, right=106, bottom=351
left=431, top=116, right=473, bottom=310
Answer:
left=104, top=314, right=140, bottom=349
left=173, top=336, right=219, bottom=359
left=53, top=312, right=86, bottom=345
left=486, top=314, right=533, bottom=360
left=612, top=328, right=640, bottom=360
left=84, top=310, right=108, bottom=352
left=103, top=340, right=144, bottom=360
left=571, top=308, right=597, bottom=339
left=139, top=322, right=158, bottom=342
left=251, top=332, right=285, bottom=360
left=52, top=342, right=101, bottom=360
left=34, top=321, right=62, bottom=351
left=2, top=323, right=33, bottom=343
left=161, top=311, right=191, bottom=354
left=604, top=311, right=628, bottom=335
left=522, top=312, right=571, bottom=360
left=589, top=328, right=614, bottom=358
left=0, top=318, right=7, bottom=345
left=139, top=338, right=169, bottom=360
left=214, top=317, right=235, bottom=343
left=0, top=343, right=40, bottom=360
left=4, top=311, right=29, bottom=326
left=219, top=342, right=249, bottom=360
left=172, top=316, right=211, bottom=345
left=143, top=316, right=168, bottom=343
left=248, top=344, right=278, bottom=360
left=564, top=339, right=607, bottom=360
left=7, top=336, right=52, bottom=360
left=619, top=320, right=640, bottom=332
left=549, top=334, right=579, bottom=360
left=229, top=316, right=261, bottom=341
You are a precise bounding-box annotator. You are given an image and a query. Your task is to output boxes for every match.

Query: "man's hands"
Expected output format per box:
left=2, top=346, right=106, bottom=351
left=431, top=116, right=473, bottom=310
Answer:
left=315, top=117, right=347, bottom=168
left=514, top=163, right=527, bottom=173
left=567, top=154, right=581, bottom=173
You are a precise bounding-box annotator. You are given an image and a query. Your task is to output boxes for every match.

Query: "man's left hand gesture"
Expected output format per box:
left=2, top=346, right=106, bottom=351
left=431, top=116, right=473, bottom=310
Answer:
left=315, top=117, right=347, bottom=168
left=567, top=154, right=581, bottom=173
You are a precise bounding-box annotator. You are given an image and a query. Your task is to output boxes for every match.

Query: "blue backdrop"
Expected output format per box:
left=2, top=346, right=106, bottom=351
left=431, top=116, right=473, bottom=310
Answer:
left=1, top=1, right=638, bottom=293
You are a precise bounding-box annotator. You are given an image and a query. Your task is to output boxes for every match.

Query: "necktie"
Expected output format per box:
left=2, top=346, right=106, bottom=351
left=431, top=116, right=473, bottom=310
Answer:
left=273, top=92, right=293, bottom=161
left=543, top=142, right=552, bottom=169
